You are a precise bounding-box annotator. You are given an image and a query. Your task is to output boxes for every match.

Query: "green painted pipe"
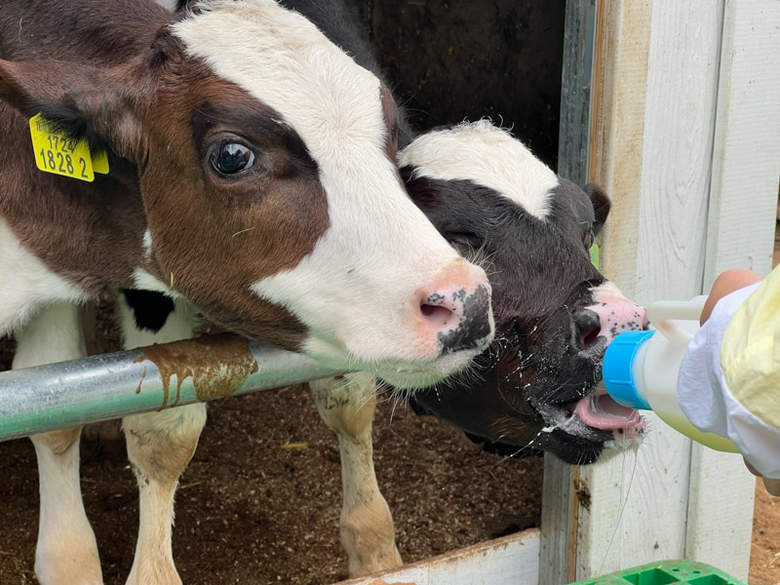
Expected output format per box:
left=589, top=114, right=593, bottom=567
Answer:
left=0, top=335, right=344, bottom=441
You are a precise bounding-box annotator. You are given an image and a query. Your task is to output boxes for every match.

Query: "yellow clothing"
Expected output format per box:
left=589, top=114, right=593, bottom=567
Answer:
left=721, top=265, right=780, bottom=428
left=678, top=265, right=780, bottom=478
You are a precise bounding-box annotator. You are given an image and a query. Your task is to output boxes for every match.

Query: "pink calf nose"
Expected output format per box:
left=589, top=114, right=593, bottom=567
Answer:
left=413, top=258, right=495, bottom=356
left=420, top=297, right=455, bottom=328
left=587, top=297, right=648, bottom=345
left=418, top=283, right=493, bottom=354
left=418, top=279, right=494, bottom=354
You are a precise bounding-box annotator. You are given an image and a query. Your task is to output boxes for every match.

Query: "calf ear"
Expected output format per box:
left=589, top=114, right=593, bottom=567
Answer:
left=584, top=183, right=611, bottom=236
left=0, top=59, right=147, bottom=163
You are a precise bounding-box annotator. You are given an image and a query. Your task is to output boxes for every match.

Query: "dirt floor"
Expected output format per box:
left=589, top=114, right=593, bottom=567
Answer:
left=0, top=385, right=543, bottom=585
left=751, top=481, right=780, bottom=585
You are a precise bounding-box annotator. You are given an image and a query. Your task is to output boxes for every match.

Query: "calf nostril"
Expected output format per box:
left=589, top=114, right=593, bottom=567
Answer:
left=420, top=303, right=454, bottom=327
left=574, top=309, right=602, bottom=348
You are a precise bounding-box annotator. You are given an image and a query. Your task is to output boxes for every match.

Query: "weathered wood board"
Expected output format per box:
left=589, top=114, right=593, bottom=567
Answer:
left=337, top=529, right=540, bottom=585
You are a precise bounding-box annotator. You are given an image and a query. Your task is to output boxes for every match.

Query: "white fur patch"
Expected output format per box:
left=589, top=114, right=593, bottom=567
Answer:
left=590, top=281, right=629, bottom=303
left=173, top=1, right=390, bottom=167
left=0, top=217, right=89, bottom=335
left=398, top=120, right=559, bottom=220
left=13, top=303, right=85, bottom=369
left=132, top=267, right=183, bottom=299
left=173, top=1, right=490, bottom=381
left=142, top=229, right=153, bottom=259
left=118, top=293, right=197, bottom=349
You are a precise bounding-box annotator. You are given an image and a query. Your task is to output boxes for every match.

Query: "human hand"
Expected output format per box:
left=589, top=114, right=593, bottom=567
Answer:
left=700, top=269, right=763, bottom=325
left=701, top=269, right=777, bottom=496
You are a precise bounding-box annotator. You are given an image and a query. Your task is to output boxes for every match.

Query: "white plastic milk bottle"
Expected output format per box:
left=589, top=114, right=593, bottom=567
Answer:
left=602, top=296, right=738, bottom=452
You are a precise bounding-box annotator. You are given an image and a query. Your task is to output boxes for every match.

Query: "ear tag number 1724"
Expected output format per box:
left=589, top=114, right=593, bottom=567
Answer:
left=29, top=114, right=109, bottom=182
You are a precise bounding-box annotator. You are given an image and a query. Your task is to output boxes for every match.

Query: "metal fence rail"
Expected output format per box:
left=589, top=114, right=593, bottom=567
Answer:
left=0, top=334, right=344, bottom=441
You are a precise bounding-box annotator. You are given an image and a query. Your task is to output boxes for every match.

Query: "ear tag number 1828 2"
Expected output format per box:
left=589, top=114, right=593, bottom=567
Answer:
left=29, top=114, right=109, bottom=182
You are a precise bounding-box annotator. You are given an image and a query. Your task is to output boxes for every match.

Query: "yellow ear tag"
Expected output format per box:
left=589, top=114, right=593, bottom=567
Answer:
left=29, top=113, right=109, bottom=181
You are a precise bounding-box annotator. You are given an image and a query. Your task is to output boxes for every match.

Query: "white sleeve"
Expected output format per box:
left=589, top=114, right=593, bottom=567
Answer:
left=677, top=283, right=780, bottom=478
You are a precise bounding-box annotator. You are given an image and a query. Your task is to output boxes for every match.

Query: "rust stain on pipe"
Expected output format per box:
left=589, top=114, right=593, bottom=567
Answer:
left=134, top=334, right=259, bottom=409
left=135, top=366, right=147, bottom=394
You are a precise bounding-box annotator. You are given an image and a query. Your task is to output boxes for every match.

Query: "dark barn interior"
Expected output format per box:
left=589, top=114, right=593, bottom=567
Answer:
left=357, top=0, right=566, bottom=169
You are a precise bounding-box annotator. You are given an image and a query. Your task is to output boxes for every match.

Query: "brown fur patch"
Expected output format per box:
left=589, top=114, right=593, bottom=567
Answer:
left=0, top=101, right=145, bottom=295
left=140, top=70, right=329, bottom=345
left=0, top=1, right=329, bottom=348
left=380, top=84, right=400, bottom=162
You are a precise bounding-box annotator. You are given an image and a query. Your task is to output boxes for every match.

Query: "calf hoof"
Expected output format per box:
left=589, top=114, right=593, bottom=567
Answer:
left=35, top=545, right=103, bottom=585
left=346, top=539, right=403, bottom=578
left=341, top=498, right=403, bottom=577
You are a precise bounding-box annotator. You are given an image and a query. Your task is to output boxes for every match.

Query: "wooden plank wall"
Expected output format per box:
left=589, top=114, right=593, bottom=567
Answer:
left=687, top=0, right=780, bottom=567
left=542, top=0, right=779, bottom=583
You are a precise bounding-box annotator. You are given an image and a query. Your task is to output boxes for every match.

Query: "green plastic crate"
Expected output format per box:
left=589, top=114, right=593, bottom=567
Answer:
left=569, top=560, right=748, bottom=585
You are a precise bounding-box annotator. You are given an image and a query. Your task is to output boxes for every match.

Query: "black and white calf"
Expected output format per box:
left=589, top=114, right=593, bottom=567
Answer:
left=400, top=123, right=648, bottom=463
left=0, top=1, right=495, bottom=583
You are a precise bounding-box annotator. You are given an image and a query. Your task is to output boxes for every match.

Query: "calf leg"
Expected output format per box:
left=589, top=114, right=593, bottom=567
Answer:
left=123, top=404, right=205, bottom=585
left=310, top=373, right=402, bottom=577
left=117, top=294, right=206, bottom=585
left=13, top=303, right=103, bottom=585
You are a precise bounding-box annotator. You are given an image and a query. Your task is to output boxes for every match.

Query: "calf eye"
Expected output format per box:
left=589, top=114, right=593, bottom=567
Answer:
left=209, top=142, right=255, bottom=176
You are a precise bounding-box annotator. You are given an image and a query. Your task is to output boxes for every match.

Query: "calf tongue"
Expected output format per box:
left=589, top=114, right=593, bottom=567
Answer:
left=575, top=394, right=645, bottom=439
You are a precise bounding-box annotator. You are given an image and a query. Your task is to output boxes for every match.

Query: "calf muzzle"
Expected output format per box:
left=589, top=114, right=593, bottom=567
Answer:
left=434, top=284, right=493, bottom=354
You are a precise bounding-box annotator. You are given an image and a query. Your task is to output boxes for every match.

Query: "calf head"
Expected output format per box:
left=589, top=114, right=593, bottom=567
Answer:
left=399, top=121, right=647, bottom=464
left=0, top=0, right=493, bottom=388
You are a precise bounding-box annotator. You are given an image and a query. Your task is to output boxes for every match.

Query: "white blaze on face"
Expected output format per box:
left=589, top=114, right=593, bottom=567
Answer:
left=399, top=120, right=559, bottom=220
left=174, top=1, right=489, bottom=375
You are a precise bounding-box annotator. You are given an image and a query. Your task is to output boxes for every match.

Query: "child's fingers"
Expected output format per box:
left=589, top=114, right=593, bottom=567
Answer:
left=700, top=269, right=763, bottom=324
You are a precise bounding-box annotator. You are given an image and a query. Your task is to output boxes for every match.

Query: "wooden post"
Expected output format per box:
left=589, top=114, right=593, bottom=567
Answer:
left=542, top=1, right=779, bottom=582
left=687, top=0, right=780, bottom=568
left=557, top=0, right=597, bottom=187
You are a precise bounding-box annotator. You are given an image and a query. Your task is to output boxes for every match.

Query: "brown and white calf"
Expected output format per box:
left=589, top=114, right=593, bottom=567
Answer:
left=0, top=1, right=494, bottom=583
